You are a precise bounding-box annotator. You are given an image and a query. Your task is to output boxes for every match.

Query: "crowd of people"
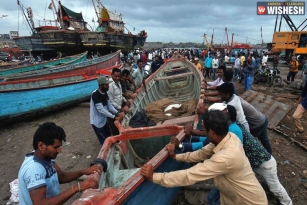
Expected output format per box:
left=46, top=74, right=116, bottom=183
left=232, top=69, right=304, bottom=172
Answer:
left=16, top=47, right=307, bottom=205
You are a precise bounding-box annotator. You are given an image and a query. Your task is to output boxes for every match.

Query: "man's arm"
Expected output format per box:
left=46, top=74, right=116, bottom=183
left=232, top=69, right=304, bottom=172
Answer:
left=190, top=129, right=207, bottom=136
left=150, top=153, right=228, bottom=187
left=205, top=97, right=222, bottom=103
left=95, top=103, right=115, bottom=118
left=29, top=177, right=98, bottom=205
left=128, top=75, right=137, bottom=91
left=175, top=143, right=215, bottom=163
left=107, top=100, right=119, bottom=114
left=54, top=163, right=101, bottom=184
left=205, top=91, right=219, bottom=96
left=142, top=78, right=147, bottom=93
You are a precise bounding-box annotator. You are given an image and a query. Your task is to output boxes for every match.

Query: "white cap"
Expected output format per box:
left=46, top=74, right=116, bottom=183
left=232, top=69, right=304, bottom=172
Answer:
left=208, top=103, right=227, bottom=111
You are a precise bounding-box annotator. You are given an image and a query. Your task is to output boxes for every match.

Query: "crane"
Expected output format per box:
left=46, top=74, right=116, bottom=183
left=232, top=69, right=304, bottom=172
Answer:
left=203, top=33, right=210, bottom=49
left=271, top=0, right=307, bottom=60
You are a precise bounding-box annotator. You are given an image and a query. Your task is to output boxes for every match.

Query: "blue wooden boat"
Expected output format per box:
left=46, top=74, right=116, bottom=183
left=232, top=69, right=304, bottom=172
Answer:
left=0, top=65, right=118, bottom=120
left=71, top=56, right=205, bottom=205
left=0, top=51, right=88, bottom=77
left=1, top=51, right=120, bottom=82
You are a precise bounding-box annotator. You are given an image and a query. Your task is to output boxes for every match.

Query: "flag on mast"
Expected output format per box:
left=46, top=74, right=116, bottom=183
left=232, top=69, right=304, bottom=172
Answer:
left=48, top=3, right=52, bottom=10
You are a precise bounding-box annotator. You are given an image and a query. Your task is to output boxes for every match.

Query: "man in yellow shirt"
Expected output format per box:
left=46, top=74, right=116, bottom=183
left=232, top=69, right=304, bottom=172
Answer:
left=141, top=110, right=268, bottom=205
left=194, top=57, right=202, bottom=71
left=240, top=53, right=246, bottom=68
left=287, top=55, right=299, bottom=82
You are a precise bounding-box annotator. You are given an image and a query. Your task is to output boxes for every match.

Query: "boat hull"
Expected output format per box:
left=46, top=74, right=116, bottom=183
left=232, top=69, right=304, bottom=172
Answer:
left=13, top=36, right=57, bottom=58
left=122, top=158, right=189, bottom=205
left=2, top=52, right=120, bottom=82
left=0, top=51, right=88, bottom=77
left=0, top=76, right=97, bottom=120
left=80, top=32, right=147, bottom=52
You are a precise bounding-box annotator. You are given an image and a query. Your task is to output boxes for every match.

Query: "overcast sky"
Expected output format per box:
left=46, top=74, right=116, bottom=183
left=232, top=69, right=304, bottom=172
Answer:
left=0, top=0, right=306, bottom=44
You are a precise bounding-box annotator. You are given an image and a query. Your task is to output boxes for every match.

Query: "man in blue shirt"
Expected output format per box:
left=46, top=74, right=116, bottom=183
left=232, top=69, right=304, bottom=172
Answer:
left=243, top=58, right=255, bottom=91
left=204, top=54, right=213, bottom=78
left=18, top=122, right=104, bottom=205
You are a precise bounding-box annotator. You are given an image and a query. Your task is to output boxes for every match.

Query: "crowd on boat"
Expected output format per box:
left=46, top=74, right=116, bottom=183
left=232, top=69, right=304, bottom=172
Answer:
left=14, top=49, right=307, bottom=205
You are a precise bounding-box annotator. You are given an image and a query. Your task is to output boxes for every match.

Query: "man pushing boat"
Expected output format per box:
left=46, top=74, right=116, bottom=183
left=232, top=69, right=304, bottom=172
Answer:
left=141, top=110, right=268, bottom=205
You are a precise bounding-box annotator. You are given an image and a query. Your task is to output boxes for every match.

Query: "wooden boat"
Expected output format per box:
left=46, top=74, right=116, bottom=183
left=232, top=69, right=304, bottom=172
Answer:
left=72, top=57, right=205, bottom=205
left=0, top=65, right=118, bottom=121
left=0, top=59, right=30, bottom=69
left=0, top=51, right=88, bottom=77
left=1, top=51, right=120, bottom=82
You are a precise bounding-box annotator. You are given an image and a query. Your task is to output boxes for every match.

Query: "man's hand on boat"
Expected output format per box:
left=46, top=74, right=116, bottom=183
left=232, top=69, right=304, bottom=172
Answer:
left=170, top=136, right=180, bottom=148
left=79, top=177, right=99, bottom=191
left=120, top=105, right=130, bottom=113
left=125, top=100, right=131, bottom=107
left=115, top=112, right=125, bottom=121
left=196, top=103, right=208, bottom=115
left=184, top=123, right=193, bottom=137
left=81, top=165, right=102, bottom=175
left=165, top=144, right=176, bottom=159
left=140, top=164, right=154, bottom=181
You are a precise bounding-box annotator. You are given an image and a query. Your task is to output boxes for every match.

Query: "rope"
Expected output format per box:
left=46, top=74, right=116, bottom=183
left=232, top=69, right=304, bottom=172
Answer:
left=85, top=0, right=90, bottom=19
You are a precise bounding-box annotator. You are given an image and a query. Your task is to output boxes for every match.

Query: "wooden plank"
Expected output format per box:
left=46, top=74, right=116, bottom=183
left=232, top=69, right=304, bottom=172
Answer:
left=154, top=72, right=194, bottom=81
left=164, top=67, right=188, bottom=73
left=163, top=115, right=196, bottom=125
left=241, top=90, right=291, bottom=129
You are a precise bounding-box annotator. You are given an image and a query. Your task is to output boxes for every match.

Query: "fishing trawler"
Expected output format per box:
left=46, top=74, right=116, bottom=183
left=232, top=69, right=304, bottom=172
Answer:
left=13, top=0, right=147, bottom=58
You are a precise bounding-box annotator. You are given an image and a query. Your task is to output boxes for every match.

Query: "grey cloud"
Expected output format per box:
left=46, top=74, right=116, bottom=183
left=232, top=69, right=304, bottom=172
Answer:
left=0, top=0, right=306, bottom=44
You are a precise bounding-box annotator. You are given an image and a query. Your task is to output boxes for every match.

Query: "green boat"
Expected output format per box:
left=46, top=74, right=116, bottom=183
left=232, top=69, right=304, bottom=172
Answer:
left=0, top=51, right=88, bottom=77
left=72, top=56, right=204, bottom=205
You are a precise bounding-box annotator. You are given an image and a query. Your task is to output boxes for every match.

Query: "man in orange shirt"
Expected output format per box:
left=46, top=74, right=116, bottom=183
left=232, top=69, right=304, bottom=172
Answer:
left=287, top=55, right=299, bottom=82
left=194, top=57, right=202, bottom=71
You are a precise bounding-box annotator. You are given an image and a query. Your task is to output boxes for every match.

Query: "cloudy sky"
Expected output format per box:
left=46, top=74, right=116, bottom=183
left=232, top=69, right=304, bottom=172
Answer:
left=0, top=0, right=306, bottom=44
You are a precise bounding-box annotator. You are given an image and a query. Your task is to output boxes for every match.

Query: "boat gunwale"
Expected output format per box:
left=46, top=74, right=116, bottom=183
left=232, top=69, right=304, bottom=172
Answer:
left=0, top=64, right=121, bottom=93
left=0, top=51, right=88, bottom=72
left=2, top=51, right=120, bottom=81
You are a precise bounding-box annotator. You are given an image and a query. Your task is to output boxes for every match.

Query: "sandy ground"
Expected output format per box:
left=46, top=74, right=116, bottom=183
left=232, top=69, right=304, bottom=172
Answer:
left=0, top=62, right=307, bottom=205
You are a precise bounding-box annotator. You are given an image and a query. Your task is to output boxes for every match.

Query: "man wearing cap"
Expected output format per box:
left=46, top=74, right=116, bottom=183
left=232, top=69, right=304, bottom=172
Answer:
left=194, top=57, right=202, bottom=71
left=90, top=76, right=125, bottom=145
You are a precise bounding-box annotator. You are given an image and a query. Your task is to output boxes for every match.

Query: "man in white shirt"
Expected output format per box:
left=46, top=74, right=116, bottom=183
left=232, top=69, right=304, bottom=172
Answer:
left=234, top=55, right=240, bottom=81
left=217, top=82, right=250, bottom=131
left=262, top=53, right=268, bottom=65
left=107, top=68, right=130, bottom=111
left=224, top=54, right=230, bottom=62
left=212, top=55, right=219, bottom=80
left=204, top=65, right=225, bottom=90
left=132, top=59, right=147, bottom=92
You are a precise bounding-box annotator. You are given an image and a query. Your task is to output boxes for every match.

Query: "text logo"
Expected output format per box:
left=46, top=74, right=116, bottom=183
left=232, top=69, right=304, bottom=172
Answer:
left=258, top=6, right=266, bottom=14
left=257, top=2, right=305, bottom=15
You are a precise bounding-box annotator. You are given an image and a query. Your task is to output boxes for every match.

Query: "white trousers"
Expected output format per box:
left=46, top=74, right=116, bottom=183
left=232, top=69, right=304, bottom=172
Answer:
left=255, top=156, right=292, bottom=205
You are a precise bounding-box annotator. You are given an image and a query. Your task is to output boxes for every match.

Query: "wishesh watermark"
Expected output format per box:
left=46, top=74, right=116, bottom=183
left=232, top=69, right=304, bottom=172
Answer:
left=257, top=2, right=305, bottom=15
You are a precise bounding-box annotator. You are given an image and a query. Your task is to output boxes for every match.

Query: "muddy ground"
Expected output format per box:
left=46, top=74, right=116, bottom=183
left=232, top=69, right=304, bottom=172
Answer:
left=0, top=62, right=307, bottom=205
